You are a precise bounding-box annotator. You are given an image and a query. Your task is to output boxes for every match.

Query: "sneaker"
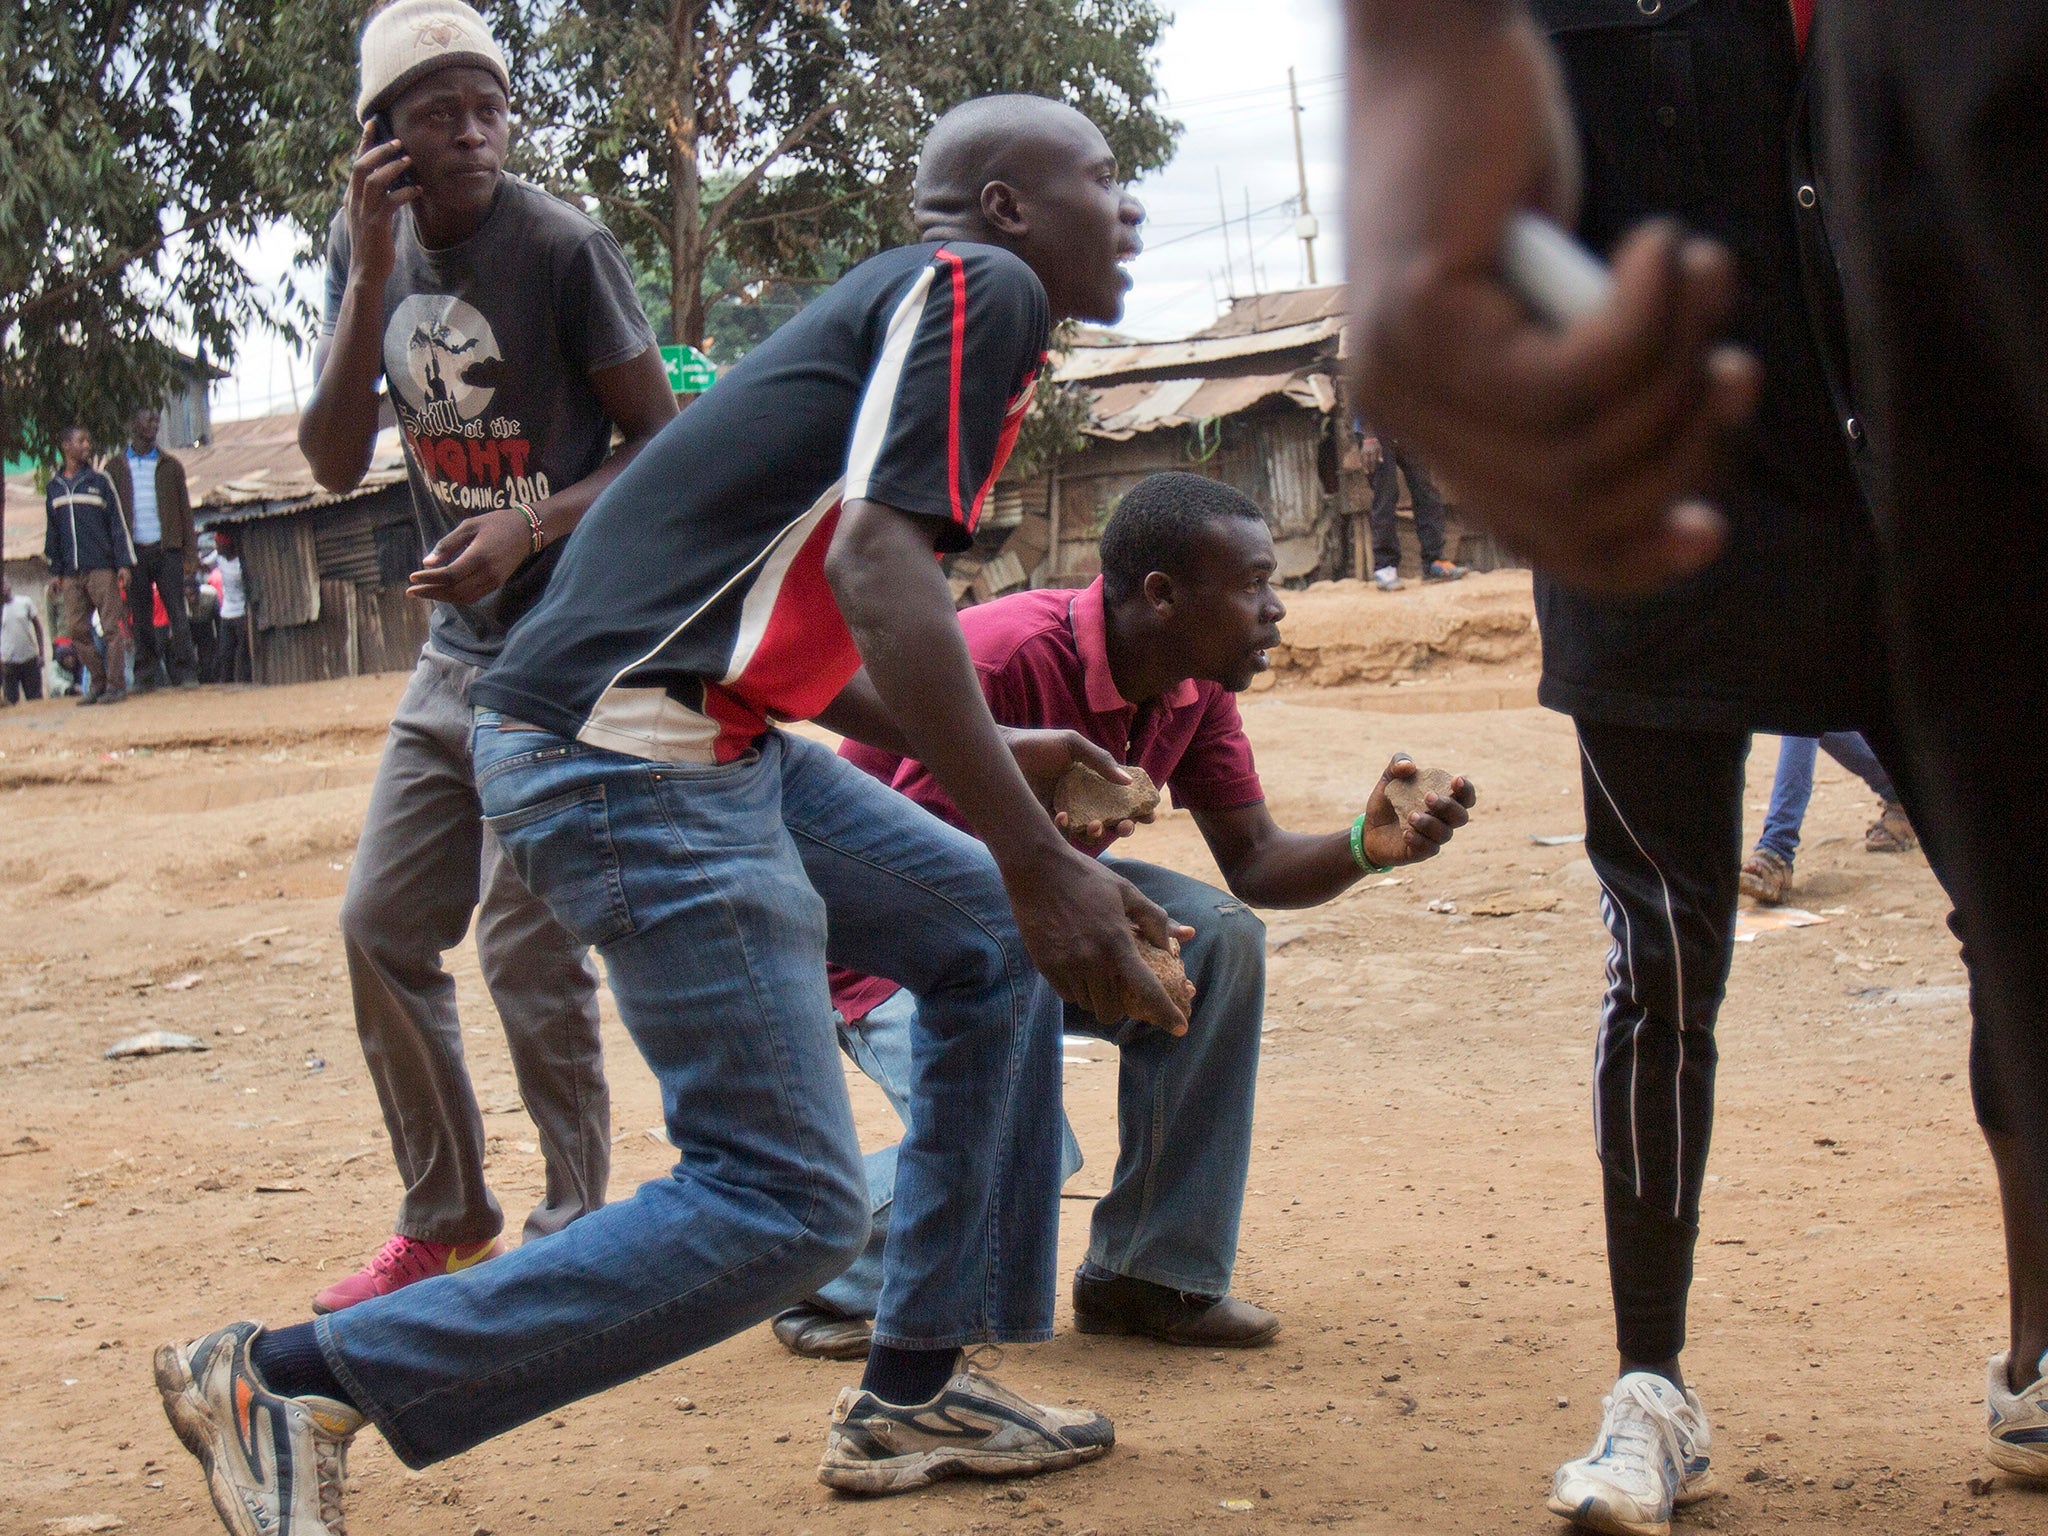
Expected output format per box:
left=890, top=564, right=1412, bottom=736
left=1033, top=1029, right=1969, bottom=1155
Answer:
left=1865, top=798, right=1918, bottom=854
left=155, top=1320, right=363, bottom=1536
left=1738, top=847, right=1792, bottom=905
left=1988, top=1350, right=2048, bottom=1480
left=1424, top=558, right=1469, bottom=581
left=310, top=1232, right=506, bottom=1314
left=1373, top=565, right=1405, bottom=592
left=817, top=1356, right=1114, bottom=1494
left=774, top=1304, right=875, bottom=1360
left=1547, top=1371, right=1714, bottom=1536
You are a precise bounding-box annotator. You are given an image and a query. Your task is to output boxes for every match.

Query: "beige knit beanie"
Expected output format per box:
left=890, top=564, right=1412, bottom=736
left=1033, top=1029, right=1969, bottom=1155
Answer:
left=356, top=0, right=511, bottom=122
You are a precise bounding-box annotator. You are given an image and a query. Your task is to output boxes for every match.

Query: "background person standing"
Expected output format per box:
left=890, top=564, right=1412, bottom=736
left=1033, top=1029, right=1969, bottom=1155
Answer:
left=43, top=424, right=134, bottom=705
left=106, top=405, right=200, bottom=690
left=1355, top=424, right=1467, bottom=590
left=210, top=529, right=252, bottom=684
left=1, top=579, right=48, bottom=704
left=1740, top=731, right=1915, bottom=905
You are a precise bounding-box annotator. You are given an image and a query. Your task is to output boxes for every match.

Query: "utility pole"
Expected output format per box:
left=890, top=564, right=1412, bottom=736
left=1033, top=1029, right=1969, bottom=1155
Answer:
left=1215, top=167, right=1238, bottom=299
left=1244, top=188, right=1262, bottom=299
left=1288, top=66, right=1320, bottom=285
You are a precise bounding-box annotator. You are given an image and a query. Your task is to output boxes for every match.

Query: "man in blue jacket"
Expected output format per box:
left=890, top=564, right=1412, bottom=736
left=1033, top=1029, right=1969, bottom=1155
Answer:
left=44, top=424, right=136, bottom=705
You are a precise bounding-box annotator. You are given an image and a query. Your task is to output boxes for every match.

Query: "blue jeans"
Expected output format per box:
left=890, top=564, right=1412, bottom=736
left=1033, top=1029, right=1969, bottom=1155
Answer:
left=816, top=857, right=1266, bottom=1311
left=316, top=722, right=1064, bottom=1468
left=1757, top=731, right=1898, bottom=863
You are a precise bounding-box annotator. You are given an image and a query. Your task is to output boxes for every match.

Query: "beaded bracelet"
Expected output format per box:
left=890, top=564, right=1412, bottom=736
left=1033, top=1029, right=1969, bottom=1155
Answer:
left=1351, top=811, right=1394, bottom=875
left=517, top=504, right=545, bottom=554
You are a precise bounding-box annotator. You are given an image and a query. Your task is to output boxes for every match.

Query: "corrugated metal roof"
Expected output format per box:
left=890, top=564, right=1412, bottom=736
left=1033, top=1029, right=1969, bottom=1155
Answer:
left=1052, top=317, right=1342, bottom=385
left=180, top=411, right=407, bottom=510
left=1198, top=286, right=1346, bottom=338
left=1084, top=368, right=1337, bottom=440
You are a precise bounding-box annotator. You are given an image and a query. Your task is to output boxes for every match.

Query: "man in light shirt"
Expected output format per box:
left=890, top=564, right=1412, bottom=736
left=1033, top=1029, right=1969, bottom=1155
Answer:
left=107, top=406, right=200, bottom=690
left=1, top=580, right=47, bottom=704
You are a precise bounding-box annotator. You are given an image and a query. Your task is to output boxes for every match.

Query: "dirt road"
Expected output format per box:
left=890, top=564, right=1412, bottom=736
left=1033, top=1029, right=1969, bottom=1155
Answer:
left=1, top=607, right=2036, bottom=1535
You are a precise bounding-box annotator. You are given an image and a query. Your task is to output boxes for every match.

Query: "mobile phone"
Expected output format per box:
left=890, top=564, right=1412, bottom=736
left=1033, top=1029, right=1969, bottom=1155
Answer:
left=369, top=109, right=417, bottom=190
left=1500, top=212, right=1613, bottom=327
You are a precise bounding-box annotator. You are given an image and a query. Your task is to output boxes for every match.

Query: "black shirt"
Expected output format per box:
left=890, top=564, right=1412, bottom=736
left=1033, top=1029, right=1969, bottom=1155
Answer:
left=321, top=176, right=656, bottom=664
left=473, top=241, right=1049, bottom=763
left=1532, top=0, right=1889, bottom=735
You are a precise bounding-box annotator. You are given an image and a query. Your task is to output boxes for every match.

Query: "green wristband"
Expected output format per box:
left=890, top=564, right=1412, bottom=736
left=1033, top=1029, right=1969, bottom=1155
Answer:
left=1351, top=811, right=1393, bottom=875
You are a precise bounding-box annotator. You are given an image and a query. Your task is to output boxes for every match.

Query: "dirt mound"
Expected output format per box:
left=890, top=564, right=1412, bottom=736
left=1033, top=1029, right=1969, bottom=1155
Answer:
left=1265, top=570, right=1537, bottom=688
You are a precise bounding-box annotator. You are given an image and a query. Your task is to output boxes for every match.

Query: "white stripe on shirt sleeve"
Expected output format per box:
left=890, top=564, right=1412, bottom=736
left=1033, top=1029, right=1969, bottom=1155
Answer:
left=843, top=264, right=938, bottom=502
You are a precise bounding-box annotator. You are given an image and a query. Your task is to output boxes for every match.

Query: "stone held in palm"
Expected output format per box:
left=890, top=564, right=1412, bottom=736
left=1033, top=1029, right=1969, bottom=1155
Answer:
left=1054, top=762, right=1161, bottom=826
left=1131, top=933, right=1197, bottom=1016
left=1380, top=765, right=1457, bottom=823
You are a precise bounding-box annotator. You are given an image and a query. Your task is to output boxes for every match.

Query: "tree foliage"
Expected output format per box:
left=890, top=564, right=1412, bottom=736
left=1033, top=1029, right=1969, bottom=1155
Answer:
left=0, top=0, right=284, bottom=463
left=2, top=0, right=1175, bottom=477
left=522, top=0, right=1180, bottom=350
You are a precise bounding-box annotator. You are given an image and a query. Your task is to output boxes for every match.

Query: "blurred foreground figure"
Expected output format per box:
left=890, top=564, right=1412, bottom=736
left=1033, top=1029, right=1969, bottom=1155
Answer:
left=1345, top=1, right=2048, bottom=1530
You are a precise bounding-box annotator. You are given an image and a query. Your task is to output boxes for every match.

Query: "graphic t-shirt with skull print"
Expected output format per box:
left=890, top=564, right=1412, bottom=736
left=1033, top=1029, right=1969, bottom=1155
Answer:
left=322, top=175, right=655, bottom=663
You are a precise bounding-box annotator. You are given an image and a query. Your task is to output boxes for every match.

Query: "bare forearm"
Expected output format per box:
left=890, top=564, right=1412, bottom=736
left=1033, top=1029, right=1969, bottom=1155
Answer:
left=813, top=669, right=913, bottom=757
left=299, top=284, right=389, bottom=491
left=1208, top=819, right=1364, bottom=908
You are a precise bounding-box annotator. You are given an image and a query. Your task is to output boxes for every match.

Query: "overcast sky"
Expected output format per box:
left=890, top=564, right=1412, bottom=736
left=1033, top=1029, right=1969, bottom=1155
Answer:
left=212, top=0, right=1345, bottom=421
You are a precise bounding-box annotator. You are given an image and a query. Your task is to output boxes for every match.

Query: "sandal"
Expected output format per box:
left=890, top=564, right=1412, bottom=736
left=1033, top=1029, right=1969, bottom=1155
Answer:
left=1739, top=847, right=1793, bottom=905
left=1865, top=799, right=1918, bottom=853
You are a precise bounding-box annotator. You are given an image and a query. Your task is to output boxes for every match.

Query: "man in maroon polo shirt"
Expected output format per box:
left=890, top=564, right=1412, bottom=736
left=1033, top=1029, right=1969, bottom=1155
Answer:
left=772, top=471, right=1479, bottom=1358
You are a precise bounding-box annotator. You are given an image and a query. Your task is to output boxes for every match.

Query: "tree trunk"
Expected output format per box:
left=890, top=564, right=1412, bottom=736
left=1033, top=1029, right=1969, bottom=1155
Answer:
left=667, top=0, right=706, bottom=348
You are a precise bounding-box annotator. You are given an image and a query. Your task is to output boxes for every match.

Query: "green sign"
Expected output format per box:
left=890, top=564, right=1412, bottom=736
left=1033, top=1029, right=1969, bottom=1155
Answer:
left=661, top=344, right=718, bottom=394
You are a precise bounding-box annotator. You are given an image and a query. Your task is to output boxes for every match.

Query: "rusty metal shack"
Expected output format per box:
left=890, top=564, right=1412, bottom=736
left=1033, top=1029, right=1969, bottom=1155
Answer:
left=951, top=286, right=1511, bottom=604
left=186, top=411, right=429, bottom=685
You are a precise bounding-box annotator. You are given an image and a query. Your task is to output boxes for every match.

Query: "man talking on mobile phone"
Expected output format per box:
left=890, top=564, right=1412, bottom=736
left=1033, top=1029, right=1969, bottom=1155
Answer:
left=294, top=0, right=676, bottom=1316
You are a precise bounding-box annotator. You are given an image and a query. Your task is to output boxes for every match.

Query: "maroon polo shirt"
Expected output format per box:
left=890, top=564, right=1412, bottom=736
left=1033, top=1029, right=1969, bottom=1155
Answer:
left=830, top=577, right=1265, bottom=1022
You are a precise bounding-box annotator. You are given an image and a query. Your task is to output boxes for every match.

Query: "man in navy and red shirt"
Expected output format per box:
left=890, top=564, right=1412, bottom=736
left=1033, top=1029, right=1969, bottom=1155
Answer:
left=157, top=96, right=1204, bottom=1528
left=767, top=472, right=1474, bottom=1360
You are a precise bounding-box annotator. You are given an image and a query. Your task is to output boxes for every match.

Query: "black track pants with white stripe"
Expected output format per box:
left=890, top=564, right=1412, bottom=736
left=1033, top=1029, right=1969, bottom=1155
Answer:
left=1576, top=720, right=1749, bottom=1365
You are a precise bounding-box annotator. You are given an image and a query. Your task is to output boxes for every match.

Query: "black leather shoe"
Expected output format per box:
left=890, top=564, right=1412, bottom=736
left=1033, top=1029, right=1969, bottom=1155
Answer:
left=772, top=1305, right=874, bottom=1360
left=1072, top=1267, right=1280, bottom=1348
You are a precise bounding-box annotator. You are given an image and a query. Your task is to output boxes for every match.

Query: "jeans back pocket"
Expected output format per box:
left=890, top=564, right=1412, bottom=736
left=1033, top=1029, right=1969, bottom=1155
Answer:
left=483, top=785, right=636, bottom=947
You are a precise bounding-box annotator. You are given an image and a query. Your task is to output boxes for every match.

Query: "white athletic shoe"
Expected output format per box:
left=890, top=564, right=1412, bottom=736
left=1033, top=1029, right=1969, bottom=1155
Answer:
left=1547, top=1371, right=1714, bottom=1536
left=155, top=1321, right=363, bottom=1536
left=1988, top=1350, right=2048, bottom=1480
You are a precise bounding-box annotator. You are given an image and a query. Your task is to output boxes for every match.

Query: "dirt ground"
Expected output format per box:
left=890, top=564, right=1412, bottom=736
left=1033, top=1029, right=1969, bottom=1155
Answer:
left=2, top=588, right=2040, bottom=1536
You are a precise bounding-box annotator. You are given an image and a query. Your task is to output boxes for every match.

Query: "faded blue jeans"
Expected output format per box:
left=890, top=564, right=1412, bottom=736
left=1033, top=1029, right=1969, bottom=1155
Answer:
left=816, top=857, right=1266, bottom=1312
left=316, top=721, right=1064, bottom=1468
left=1757, top=731, right=1898, bottom=863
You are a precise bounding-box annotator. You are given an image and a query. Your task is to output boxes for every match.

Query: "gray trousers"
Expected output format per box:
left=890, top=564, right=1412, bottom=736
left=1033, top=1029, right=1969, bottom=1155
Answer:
left=341, top=646, right=609, bottom=1246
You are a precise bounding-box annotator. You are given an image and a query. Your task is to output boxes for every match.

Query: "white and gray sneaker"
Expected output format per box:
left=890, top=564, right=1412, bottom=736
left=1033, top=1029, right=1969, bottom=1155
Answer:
left=1548, top=1371, right=1714, bottom=1536
left=155, top=1321, right=364, bottom=1536
left=817, top=1359, right=1114, bottom=1494
left=1988, top=1350, right=2048, bottom=1479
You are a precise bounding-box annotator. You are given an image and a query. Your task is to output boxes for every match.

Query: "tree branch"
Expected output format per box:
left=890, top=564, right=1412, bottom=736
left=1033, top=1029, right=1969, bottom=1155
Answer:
left=700, top=98, right=834, bottom=244
left=722, top=184, right=872, bottom=231
left=2, top=198, right=258, bottom=329
left=589, top=189, right=675, bottom=251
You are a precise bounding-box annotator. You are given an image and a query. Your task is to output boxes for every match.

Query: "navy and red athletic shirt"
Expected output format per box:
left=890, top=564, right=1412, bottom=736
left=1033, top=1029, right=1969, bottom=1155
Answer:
left=473, top=241, right=1049, bottom=763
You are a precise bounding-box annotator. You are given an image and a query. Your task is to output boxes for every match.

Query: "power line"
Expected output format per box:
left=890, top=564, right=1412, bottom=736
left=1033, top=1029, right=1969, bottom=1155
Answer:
left=1165, top=72, right=1340, bottom=111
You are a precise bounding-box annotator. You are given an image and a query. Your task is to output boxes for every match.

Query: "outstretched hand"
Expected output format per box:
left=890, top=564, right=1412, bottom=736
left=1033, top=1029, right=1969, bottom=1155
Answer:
left=1364, top=753, right=1476, bottom=866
